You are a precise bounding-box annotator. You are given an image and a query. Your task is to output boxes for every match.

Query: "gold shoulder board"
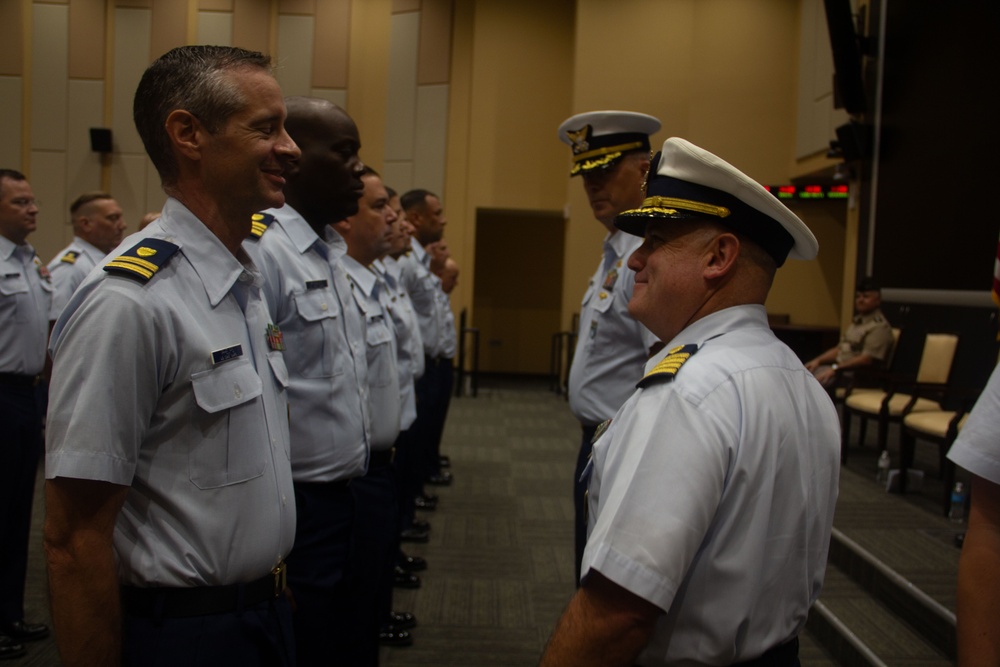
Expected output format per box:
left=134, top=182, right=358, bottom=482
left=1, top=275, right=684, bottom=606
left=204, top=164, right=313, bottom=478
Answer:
left=637, top=343, right=700, bottom=388
left=103, top=238, right=180, bottom=283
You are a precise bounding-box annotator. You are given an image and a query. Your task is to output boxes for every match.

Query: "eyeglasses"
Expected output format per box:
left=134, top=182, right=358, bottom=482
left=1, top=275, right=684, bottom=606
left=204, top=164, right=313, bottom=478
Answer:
left=6, top=198, right=38, bottom=208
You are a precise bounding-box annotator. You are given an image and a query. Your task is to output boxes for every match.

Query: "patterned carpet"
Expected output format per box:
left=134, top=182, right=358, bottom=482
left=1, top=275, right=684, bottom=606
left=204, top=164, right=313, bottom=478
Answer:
left=13, top=375, right=963, bottom=665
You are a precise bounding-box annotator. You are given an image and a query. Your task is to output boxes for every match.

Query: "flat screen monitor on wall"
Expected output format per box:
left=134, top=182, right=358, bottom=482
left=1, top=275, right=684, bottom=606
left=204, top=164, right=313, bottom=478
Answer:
left=869, top=0, right=999, bottom=293
left=823, top=0, right=866, bottom=115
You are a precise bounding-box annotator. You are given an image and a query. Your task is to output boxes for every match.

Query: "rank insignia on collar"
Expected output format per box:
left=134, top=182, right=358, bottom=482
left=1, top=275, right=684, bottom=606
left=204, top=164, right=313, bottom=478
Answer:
left=104, top=238, right=179, bottom=282
left=60, top=251, right=79, bottom=264
left=637, top=343, right=699, bottom=388
left=249, top=212, right=276, bottom=240
left=602, top=268, right=619, bottom=290
left=266, top=323, right=285, bottom=351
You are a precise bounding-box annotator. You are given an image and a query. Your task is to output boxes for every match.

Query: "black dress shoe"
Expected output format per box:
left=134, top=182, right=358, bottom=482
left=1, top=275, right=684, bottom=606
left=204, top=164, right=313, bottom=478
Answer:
left=439, top=455, right=451, bottom=468
left=399, top=527, right=429, bottom=543
left=397, top=553, right=427, bottom=572
left=387, top=611, right=417, bottom=630
left=0, top=635, right=26, bottom=660
left=378, top=627, right=413, bottom=647
left=414, top=495, right=437, bottom=511
left=393, top=566, right=421, bottom=589
left=410, top=518, right=431, bottom=532
left=425, top=471, right=452, bottom=486
left=3, top=621, right=49, bottom=642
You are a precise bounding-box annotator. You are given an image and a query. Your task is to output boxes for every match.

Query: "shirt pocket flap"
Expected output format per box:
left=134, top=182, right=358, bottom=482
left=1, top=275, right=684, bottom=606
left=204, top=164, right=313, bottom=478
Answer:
left=0, top=274, right=29, bottom=295
left=294, top=289, right=340, bottom=322
left=267, top=350, right=289, bottom=388
left=191, top=358, right=263, bottom=413
left=591, top=288, right=615, bottom=313
left=366, top=320, right=393, bottom=346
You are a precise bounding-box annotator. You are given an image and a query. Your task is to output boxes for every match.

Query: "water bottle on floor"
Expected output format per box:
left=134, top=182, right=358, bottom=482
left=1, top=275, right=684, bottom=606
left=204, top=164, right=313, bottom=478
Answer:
left=949, top=482, right=966, bottom=523
left=876, top=450, right=890, bottom=485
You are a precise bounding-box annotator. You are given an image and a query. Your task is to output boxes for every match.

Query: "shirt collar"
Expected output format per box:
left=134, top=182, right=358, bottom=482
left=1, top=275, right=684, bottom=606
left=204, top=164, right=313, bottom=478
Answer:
left=604, top=229, right=637, bottom=258
left=343, top=254, right=378, bottom=297
left=73, top=236, right=107, bottom=262
left=410, top=237, right=428, bottom=265
left=646, top=304, right=769, bottom=373
left=853, top=308, right=883, bottom=324
left=154, top=198, right=251, bottom=307
left=0, top=234, right=23, bottom=261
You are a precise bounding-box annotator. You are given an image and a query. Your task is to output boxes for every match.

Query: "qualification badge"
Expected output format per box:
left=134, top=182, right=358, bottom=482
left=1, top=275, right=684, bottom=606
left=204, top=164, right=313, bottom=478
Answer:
left=266, top=323, right=286, bottom=351
left=602, top=268, right=619, bottom=290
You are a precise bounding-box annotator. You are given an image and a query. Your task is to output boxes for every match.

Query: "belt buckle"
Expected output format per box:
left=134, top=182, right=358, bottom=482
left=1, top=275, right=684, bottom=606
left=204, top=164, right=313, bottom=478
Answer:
left=272, top=561, right=287, bottom=597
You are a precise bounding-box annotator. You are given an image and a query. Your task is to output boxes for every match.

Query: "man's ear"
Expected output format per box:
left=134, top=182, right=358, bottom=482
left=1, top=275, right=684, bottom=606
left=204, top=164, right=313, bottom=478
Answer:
left=165, top=109, right=204, bottom=162
left=703, top=232, right=740, bottom=280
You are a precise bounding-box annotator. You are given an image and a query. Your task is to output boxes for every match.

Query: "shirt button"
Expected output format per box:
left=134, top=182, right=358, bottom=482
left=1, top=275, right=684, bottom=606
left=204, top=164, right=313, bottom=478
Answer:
left=321, top=303, right=328, bottom=311
left=234, top=384, right=243, bottom=399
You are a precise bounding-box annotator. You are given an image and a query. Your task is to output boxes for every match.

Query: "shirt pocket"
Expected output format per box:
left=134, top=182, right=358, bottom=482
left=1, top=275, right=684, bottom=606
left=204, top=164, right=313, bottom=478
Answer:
left=365, top=317, right=395, bottom=388
left=266, top=351, right=292, bottom=461
left=293, top=288, right=344, bottom=378
left=0, top=273, right=30, bottom=323
left=189, top=358, right=267, bottom=489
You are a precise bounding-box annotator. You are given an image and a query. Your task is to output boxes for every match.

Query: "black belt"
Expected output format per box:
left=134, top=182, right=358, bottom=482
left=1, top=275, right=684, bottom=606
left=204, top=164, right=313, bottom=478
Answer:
left=369, top=447, right=395, bottom=468
left=0, top=373, right=42, bottom=387
left=732, top=637, right=799, bottom=667
left=121, top=561, right=287, bottom=618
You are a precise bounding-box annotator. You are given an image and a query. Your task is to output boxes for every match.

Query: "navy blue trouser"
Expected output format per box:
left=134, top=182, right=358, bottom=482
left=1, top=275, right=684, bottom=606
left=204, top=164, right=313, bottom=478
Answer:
left=285, top=480, right=354, bottom=666
left=573, top=424, right=598, bottom=586
left=123, top=595, right=295, bottom=666
left=0, top=383, right=42, bottom=626
left=345, top=462, right=398, bottom=667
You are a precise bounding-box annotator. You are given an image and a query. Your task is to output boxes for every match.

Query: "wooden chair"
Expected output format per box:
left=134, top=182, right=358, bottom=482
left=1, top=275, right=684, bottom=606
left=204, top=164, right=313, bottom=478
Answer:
left=832, top=327, right=902, bottom=408
left=842, top=332, right=959, bottom=462
left=898, top=384, right=981, bottom=515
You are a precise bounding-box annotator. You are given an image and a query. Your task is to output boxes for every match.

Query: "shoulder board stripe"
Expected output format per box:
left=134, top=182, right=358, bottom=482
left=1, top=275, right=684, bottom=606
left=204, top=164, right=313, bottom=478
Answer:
left=103, top=238, right=179, bottom=283
left=60, top=251, right=79, bottom=264
left=249, top=212, right=276, bottom=240
left=637, top=343, right=700, bottom=388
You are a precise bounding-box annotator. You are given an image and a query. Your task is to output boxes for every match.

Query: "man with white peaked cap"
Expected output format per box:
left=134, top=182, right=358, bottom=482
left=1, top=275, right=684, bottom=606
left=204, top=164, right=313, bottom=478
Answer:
left=557, top=111, right=662, bottom=584
left=539, top=138, right=841, bottom=667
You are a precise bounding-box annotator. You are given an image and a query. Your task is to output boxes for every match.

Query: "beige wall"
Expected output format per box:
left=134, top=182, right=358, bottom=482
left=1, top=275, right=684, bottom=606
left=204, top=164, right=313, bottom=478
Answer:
left=2, top=0, right=850, bottom=369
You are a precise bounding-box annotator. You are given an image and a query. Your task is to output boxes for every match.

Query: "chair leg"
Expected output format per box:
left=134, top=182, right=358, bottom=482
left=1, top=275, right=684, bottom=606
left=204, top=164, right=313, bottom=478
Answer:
left=857, top=415, right=867, bottom=450
left=942, top=456, right=957, bottom=518
left=899, top=430, right=916, bottom=495
left=876, top=414, right=889, bottom=453
left=841, top=409, right=853, bottom=464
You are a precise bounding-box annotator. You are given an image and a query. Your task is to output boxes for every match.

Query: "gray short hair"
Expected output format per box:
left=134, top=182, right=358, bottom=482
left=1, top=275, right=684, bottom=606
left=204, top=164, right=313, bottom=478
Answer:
left=133, top=45, right=272, bottom=185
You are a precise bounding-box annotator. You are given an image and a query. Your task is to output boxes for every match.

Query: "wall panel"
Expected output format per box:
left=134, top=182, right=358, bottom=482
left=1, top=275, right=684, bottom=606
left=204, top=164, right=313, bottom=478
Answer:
left=69, top=0, right=107, bottom=79
left=0, top=77, right=23, bottom=169
left=312, top=0, right=350, bottom=89
left=275, top=15, right=315, bottom=96
left=65, top=79, right=106, bottom=204
left=29, top=150, right=68, bottom=262
left=197, top=11, right=234, bottom=45
left=111, top=9, right=152, bottom=157
left=31, top=3, right=69, bottom=152
left=232, top=0, right=271, bottom=53
left=384, top=12, right=419, bottom=162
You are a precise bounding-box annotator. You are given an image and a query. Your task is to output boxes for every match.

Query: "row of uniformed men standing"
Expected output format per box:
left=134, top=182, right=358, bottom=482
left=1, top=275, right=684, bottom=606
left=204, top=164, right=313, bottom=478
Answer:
left=1, top=46, right=457, bottom=666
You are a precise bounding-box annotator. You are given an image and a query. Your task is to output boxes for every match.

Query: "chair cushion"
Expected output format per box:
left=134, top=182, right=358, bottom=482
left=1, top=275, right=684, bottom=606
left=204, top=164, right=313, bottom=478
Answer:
left=904, top=410, right=968, bottom=438
left=845, top=392, right=942, bottom=416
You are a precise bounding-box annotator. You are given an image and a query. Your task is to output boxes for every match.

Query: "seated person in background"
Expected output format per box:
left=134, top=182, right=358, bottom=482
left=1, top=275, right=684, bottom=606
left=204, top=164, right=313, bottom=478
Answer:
left=805, top=277, right=893, bottom=387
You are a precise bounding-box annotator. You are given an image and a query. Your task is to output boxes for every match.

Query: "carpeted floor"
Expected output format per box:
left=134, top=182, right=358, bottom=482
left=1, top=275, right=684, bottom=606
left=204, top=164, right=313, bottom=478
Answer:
left=10, top=375, right=962, bottom=665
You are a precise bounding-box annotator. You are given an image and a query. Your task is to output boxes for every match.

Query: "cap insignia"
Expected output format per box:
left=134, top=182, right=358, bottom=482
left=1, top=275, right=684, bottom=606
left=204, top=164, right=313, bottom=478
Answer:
left=566, top=125, right=592, bottom=155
